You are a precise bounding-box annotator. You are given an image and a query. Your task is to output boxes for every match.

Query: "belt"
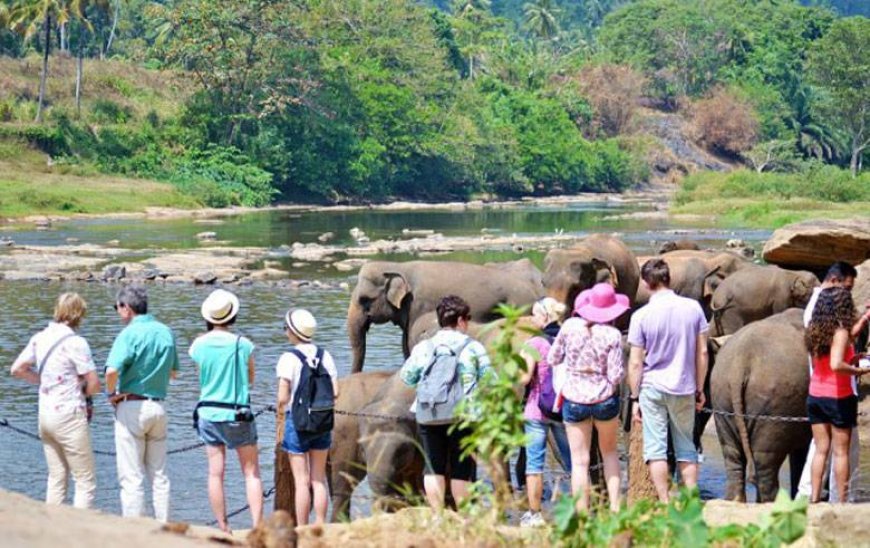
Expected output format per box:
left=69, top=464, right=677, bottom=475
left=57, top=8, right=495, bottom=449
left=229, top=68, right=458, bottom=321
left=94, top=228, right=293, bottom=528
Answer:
left=119, top=394, right=163, bottom=402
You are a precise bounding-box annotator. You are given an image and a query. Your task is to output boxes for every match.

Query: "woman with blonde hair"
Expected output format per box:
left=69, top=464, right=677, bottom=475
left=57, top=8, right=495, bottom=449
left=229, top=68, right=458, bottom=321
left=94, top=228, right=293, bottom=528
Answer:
left=11, top=292, right=100, bottom=508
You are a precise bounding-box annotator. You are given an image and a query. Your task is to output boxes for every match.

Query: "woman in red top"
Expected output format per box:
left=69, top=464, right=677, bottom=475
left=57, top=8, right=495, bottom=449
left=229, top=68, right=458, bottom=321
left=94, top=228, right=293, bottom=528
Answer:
left=805, top=287, right=870, bottom=503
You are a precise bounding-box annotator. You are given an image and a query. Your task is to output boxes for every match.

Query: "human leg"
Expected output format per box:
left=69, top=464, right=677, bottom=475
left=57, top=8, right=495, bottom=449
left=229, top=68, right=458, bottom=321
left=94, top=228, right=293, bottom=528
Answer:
left=796, top=440, right=817, bottom=498
left=419, top=424, right=450, bottom=510
left=524, top=420, right=548, bottom=513
left=114, top=401, right=147, bottom=517
left=143, top=401, right=170, bottom=522
left=289, top=452, right=312, bottom=525
left=309, top=448, right=330, bottom=525
left=639, top=388, right=671, bottom=502
left=60, top=411, right=97, bottom=509
left=667, top=393, right=699, bottom=489
left=594, top=418, right=621, bottom=512
left=205, top=444, right=229, bottom=532
left=564, top=420, right=593, bottom=511
left=236, top=443, right=263, bottom=528
left=447, top=425, right=476, bottom=508
left=39, top=414, right=69, bottom=506
left=831, top=426, right=851, bottom=503
left=423, top=474, right=447, bottom=510
left=810, top=423, right=831, bottom=503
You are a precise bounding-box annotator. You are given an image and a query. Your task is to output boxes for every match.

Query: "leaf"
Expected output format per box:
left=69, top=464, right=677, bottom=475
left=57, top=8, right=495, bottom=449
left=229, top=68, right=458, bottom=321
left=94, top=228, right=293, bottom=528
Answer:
left=766, top=490, right=808, bottom=544
left=552, top=493, right=579, bottom=537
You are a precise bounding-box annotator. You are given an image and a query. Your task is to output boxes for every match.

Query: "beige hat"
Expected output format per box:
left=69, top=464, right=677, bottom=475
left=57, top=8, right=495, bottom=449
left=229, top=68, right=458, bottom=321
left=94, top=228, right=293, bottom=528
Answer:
left=200, top=289, right=240, bottom=325
left=285, top=308, right=316, bottom=342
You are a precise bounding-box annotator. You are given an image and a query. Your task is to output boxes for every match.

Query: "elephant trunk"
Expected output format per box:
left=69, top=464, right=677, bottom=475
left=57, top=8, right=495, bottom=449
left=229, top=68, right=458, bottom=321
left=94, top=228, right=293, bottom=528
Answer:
left=348, top=302, right=370, bottom=374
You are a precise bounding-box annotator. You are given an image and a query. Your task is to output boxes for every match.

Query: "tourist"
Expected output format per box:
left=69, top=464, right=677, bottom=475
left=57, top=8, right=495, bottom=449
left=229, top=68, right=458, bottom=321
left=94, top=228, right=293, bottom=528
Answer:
left=10, top=292, right=100, bottom=509
left=519, top=297, right=572, bottom=526
left=804, top=287, right=870, bottom=503
left=105, top=285, right=178, bottom=522
left=797, top=261, right=865, bottom=501
left=550, top=284, right=627, bottom=512
left=276, top=308, right=339, bottom=525
left=190, top=289, right=262, bottom=533
left=400, top=295, right=490, bottom=511
left=627, top=259, right=709, bottom=502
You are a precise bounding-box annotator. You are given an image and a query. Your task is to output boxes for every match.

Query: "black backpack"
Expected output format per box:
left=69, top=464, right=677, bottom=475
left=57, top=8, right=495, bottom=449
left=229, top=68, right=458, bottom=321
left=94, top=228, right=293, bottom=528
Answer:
left=289, top=346, right=335, bottom=435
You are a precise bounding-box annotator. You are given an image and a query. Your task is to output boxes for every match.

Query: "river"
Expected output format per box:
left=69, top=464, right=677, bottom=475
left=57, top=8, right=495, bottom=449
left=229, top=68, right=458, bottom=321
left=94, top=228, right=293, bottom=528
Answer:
left=0, top=199, right=863, bottom=526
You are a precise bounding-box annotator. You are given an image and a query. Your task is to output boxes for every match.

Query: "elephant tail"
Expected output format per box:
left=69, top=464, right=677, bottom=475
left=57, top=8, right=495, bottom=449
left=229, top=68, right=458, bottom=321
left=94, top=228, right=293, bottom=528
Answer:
left=710, top=294, right=735, bottom=337
left=731, top=375, right=757, bottom=492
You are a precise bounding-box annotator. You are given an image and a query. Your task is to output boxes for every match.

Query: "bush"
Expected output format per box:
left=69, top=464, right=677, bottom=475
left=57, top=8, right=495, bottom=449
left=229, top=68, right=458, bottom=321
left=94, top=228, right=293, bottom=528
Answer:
left=690, top=87, right=759, bottom=156
left=91, top=99, right=134, bottom=124
left=170, top=146, right=276, bottom=207
left=575, top=64, right=646, bottom=138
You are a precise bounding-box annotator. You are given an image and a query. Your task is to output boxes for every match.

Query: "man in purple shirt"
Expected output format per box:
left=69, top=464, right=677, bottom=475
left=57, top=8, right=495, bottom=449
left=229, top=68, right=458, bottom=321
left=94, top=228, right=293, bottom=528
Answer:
left=627, top=258, right=709, bottom=502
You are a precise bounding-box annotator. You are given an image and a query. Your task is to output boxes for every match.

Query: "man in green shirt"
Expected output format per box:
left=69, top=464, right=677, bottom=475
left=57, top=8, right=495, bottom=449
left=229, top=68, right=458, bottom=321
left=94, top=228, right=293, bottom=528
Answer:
left=105, top=285, right=178, bottom=522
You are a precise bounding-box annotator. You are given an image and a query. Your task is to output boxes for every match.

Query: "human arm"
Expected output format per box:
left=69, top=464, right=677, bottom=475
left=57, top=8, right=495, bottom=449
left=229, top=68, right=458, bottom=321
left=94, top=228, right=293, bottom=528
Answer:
left=277, top=377, right=292, bottom=408
left=547, top=329, right=567, bottom=369
left=628, top=345, right=645, bottom=422
left=830, top=328, right=869, bottom=375
left=322, top=350, right=340, bottom=399
left=399, top=341, right=431, bottom=388
left=81, top=370, right=101, bottom=396
left=10, top=337, right=39, bottom=384
left=248, top=355, right=255, bottom=385
left=695, top=332, right=709, bottom=410
left=605, top=334, right=625, bottom=389
left=851, top=304, right=870, bottom=339
left=518, top=347, right=538, bottom=386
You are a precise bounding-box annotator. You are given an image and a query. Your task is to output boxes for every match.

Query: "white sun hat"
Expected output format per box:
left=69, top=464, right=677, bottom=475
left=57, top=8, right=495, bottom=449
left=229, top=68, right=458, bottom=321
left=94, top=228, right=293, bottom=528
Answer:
left=200, top=289, right=240, bottom=325
left=285, top=308, right=316, bottom=342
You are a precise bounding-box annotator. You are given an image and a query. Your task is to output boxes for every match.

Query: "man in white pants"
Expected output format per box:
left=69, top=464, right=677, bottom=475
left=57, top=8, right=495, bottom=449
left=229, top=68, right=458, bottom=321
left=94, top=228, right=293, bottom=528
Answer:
left=797, top=262, right=864, bottom=501
left=106, top=285, right=178, bottom=521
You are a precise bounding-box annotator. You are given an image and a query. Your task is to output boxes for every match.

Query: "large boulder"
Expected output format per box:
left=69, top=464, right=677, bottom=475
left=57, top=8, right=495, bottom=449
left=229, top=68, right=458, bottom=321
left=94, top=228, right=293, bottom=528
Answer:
left=762, top=219, right=870, bottom=269
left=854, top=259, right=870, bottom=309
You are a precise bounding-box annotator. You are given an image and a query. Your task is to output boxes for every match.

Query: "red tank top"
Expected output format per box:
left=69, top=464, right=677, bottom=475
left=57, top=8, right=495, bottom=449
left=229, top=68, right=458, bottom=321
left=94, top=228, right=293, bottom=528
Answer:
left=809, top=346, right=855, bottom=399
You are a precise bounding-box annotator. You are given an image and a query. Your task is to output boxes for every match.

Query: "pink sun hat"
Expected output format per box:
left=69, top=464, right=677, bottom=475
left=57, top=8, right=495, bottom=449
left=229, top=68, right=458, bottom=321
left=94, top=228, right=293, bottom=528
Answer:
left=575, top=283, right=630, bottom=324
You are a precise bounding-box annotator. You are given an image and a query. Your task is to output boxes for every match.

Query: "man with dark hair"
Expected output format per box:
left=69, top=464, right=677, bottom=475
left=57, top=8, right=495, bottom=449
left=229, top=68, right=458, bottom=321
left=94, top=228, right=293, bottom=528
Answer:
left=627, top=259, right=709, bottom=502
left=797, top=260, right=864, bottom=501
left=400, top=295, right=490, bottom=511
left=105, top=285, right=178, bottom=521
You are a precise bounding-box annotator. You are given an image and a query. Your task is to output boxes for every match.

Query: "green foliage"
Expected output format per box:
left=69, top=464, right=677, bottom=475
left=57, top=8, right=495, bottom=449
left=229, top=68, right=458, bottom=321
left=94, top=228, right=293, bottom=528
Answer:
left=551, top=488, right=807, bottom=547
left=169, top=146, right=276, bottom=207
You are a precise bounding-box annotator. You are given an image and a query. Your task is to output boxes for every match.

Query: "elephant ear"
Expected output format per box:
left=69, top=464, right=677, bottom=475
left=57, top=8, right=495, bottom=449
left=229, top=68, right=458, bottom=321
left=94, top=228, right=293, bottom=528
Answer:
left=591, top=258, right=619, bottom=288
left=703, top=266, right=723, bottom=299
left=385, top=272, right=410, bottom=309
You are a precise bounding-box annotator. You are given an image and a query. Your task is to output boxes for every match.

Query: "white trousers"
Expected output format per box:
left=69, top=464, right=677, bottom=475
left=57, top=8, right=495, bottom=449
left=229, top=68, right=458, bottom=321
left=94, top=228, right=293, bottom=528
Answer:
left=114, top=400, right=170, bottom=521
left=39, top=410, right=96, bottom=509
left=797, top=428, right=860, bottom=502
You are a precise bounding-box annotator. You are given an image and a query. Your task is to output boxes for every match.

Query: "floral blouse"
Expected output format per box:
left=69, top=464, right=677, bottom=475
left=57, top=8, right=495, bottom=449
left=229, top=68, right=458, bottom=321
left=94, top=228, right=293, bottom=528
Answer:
left=547, top=317, right=624, bottom=404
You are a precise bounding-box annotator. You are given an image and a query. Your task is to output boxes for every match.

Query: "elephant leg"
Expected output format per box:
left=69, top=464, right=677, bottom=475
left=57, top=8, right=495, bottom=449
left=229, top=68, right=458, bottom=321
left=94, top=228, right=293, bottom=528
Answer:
left=753, top=449, right=787, bottom=503
left=714, top=415, right=747, bottom=502
left=789, top=445, right=809, bottom=500
left=329, top=453, right=367, bottom=522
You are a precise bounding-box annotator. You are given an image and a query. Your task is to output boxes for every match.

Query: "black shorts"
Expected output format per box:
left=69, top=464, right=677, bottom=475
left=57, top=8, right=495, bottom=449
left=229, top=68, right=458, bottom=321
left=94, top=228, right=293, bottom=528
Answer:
left=807, top=395, right=858, bottom=429
left=418, top=423, right=476, bottom=482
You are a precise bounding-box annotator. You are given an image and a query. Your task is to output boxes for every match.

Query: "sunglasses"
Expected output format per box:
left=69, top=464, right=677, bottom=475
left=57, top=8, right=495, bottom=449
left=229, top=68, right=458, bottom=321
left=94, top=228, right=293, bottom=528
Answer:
left=114, top=302, right=126, bottom=311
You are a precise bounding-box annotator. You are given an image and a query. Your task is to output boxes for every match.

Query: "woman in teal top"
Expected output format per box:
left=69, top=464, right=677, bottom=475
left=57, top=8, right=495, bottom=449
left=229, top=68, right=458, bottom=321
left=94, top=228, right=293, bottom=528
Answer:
left=189, top=289, right=262, bottom=533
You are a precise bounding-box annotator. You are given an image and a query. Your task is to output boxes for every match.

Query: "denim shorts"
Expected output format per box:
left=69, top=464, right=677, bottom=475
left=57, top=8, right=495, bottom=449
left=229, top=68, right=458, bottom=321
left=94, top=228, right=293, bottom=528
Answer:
left=562, top=394, right=620, bottom=423
left=198, top=418, right=258, bottom=450
left=281, top=415, right=332, bottom=455
left=525, top=419, right=571, bottom=474
left=639, top=386, right=697, bottom=463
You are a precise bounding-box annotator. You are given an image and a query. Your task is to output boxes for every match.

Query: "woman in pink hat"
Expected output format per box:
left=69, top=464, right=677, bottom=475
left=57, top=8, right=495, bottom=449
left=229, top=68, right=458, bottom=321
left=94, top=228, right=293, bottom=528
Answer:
left=548, top=282, right=628, bottom=512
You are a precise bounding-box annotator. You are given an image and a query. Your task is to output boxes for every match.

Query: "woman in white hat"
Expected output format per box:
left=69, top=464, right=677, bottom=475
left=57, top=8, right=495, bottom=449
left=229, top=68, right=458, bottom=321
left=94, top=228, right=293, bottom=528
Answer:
left=189, top=289, right=262, bottom=533
left=276, top=308, right=339, bottom=526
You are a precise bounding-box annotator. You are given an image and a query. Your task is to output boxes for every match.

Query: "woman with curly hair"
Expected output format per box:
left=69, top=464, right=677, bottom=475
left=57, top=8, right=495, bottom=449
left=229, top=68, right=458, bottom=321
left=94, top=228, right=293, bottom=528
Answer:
left=805, top=287, right=870, bottom=503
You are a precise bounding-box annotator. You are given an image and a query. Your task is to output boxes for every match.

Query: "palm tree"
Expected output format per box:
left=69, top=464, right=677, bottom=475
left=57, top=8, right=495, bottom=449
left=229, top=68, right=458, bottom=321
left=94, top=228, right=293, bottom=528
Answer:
left=7, top=0, right=84, bottom=122
left=523, top=0, right=561, bottom=42
left=787, top=84, right=845, bottom=163
left=453, top=0, right=491, bottom=18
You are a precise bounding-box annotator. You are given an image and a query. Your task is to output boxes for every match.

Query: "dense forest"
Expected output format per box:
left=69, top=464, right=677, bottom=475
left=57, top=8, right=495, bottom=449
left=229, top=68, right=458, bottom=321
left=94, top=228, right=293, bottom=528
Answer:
left=0, top=0, right=867, bottom=206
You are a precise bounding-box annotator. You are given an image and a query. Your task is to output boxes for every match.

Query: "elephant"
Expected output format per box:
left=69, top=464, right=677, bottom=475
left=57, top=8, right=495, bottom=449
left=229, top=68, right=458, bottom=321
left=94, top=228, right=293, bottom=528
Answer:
left=710, top=309, right=812, bottom=502
left=348, top=260, right=544, bottom=372
left=659, top=239, right=701, bottom=254
left=710, top=265, right=819, bottom=336
left=327, top=370, right=393, bottom=522
left=634, top=250, right=750, bottom=314
left=542, top=234, right=640, bottom=323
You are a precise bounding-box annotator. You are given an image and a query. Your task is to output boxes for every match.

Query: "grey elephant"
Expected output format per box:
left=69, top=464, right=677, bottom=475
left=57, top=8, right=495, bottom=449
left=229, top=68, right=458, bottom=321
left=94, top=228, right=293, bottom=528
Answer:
left=710, top=265, right=819, bottom=336
left=543, top=234, right=640, bottom=322
left=348, top=259, right=544, bottom=372
left=328, top=370, right=393, bottom=521
left=710, top=309, right=811, bottom=502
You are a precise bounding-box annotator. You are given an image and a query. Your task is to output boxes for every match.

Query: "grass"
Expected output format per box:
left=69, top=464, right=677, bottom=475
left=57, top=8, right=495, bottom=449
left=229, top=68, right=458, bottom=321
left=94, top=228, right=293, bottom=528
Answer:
left=0, top=139, right=198, bottom=219
left=672, top=168, right=870, bottom=228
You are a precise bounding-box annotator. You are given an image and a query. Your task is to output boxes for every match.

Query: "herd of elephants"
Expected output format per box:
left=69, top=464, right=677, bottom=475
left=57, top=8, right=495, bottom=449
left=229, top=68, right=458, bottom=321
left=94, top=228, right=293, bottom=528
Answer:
left=324, top=233, right=867, bottom=519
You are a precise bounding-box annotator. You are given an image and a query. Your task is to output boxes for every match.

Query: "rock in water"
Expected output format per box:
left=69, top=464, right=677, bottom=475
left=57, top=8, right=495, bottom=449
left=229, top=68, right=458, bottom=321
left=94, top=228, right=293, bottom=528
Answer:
left=762, top=219, right=870, bottom=269
left=102, top=265, right=126, bottom=282
left=247, top=510, right=297, bottom=548
left=193, top=271, right=217, bottom=285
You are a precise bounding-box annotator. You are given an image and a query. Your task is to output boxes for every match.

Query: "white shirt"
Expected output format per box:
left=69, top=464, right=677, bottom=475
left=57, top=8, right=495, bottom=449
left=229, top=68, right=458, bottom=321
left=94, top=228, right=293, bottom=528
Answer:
left=13, top=322, right=96, bottom=415
left=275, top=343, right=338, bottom=403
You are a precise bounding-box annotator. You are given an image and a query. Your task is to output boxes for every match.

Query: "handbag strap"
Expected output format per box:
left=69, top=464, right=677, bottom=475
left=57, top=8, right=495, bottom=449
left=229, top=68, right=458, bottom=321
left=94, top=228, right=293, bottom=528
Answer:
left=37, top=333, right=76, bottom=383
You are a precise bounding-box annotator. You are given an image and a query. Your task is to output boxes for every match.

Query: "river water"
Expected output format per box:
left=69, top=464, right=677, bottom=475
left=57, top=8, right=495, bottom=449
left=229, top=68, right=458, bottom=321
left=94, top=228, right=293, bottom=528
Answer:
left=0, top=200, right=864, bottom=526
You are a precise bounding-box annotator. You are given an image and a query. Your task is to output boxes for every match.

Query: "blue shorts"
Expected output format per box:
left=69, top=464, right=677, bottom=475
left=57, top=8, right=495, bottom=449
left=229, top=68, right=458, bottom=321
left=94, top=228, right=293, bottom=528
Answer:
left=639, top=386, right=697, bottom=463
left=198, top=418, right=258, bottom=450
left=525, top=419, right=571, bottom=474
left=282, top=415, right=332, bottom=454
left=562, top=394, right=620, bottom=423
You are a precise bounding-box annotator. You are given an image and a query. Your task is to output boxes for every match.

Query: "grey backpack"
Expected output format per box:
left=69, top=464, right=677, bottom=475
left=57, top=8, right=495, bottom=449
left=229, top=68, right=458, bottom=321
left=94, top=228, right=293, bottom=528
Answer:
left=415, top=337, right=474, bottom=425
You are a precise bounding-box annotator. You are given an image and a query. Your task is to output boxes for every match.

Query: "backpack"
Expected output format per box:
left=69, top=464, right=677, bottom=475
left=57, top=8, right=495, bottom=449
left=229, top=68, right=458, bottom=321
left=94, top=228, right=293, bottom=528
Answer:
left=535, top=334, right=563, bottom=422
left=415, top=337, right=474, bottom=425
left=289, top=346, right=335, bottom=435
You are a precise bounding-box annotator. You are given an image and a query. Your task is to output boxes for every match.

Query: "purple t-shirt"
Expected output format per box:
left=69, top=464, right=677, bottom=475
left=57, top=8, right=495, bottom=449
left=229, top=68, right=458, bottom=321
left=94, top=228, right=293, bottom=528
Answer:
left=524, top=336, right=551, bottom=421
left=627, top=289, right=708, bottom=395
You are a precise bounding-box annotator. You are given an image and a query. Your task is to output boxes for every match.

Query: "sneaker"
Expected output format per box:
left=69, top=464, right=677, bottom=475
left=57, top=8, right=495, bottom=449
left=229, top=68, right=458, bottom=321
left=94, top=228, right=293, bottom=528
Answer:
left=520, top=511, right=546, bottom=528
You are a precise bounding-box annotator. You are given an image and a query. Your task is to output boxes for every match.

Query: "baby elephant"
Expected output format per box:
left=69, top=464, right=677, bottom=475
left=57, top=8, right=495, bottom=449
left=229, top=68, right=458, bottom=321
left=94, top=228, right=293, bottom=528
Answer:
left=710, top=265, right=818, bottom=336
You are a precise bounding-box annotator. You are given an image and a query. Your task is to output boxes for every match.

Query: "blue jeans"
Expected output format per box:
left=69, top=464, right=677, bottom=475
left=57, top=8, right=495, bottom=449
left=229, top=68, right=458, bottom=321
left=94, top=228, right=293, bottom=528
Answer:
left=562, top=394, right=620, bottom=423
left=198, top=418, right=258, bottom=450
left=524, top=420, right=571, bottom=474
left=281, top=416, right=332, bottom=454
left=639, top=386, right=697, bottom=463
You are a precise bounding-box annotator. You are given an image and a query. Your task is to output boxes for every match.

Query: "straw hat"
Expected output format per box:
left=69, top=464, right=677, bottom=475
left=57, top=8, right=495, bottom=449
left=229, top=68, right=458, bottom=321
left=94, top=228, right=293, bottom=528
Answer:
left=285, top=308, right=317, bottom=342
left=575, top=283, right=630, bottom=324
left=200, top=289, right=240, bottom=325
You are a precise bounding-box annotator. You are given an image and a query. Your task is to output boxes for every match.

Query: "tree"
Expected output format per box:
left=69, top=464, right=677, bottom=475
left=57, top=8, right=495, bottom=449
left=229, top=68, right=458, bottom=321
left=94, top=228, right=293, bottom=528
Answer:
left=522, top=0, right=560, bottom=41
left=6, top=0, right=83, bottom=122
left=808, top=17, right=870, bottom=176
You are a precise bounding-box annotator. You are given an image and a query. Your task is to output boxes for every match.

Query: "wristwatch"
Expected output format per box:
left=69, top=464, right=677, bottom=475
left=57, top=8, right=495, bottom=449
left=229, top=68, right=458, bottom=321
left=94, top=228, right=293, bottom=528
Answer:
left=629, top=394, right=639, bottom=402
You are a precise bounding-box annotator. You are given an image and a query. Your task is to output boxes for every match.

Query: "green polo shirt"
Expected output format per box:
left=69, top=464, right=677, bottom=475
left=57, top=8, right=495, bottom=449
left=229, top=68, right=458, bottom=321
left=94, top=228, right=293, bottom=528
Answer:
left=106, top=314, right=179, bottom=399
